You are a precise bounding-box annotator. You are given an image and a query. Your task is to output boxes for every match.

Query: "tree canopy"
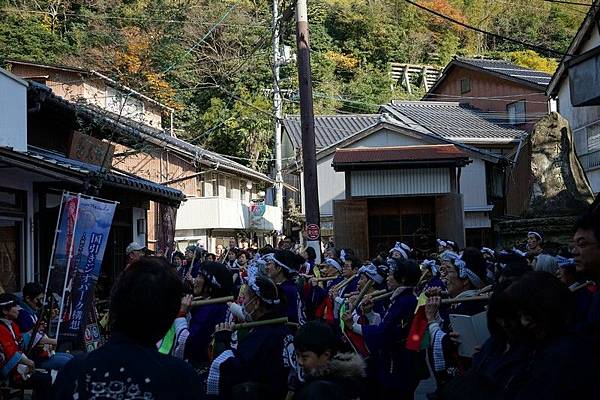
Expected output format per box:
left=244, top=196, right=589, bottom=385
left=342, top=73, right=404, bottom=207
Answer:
left=0, top=0, right=587, bottom=171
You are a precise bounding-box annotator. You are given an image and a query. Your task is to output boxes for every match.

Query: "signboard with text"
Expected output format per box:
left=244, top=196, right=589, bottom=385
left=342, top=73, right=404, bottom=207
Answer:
left=46, top=193, right=117, bottom=350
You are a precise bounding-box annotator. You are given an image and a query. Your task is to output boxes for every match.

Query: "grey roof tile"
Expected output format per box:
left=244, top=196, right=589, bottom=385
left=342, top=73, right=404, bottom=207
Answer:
left=30, top=81, right=273, bottom=184
left=27, top=147, right=185, bottom=202
left=283, top=114, right=381, bottom=150
left=385, top=101, right=526, bottom=142
left=456, top=58, right=552, bottom=87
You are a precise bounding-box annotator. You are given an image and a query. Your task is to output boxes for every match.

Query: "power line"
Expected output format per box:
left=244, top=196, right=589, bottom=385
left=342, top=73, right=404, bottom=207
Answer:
left=403, top=0, right=569, bottom=57
left=543, top=0, right=596, bottom=6
left=161, top=4, right=238, bottom=76
left=282, top=95, right=541, bottom=132
left=421, top=92, right=550, bottom=104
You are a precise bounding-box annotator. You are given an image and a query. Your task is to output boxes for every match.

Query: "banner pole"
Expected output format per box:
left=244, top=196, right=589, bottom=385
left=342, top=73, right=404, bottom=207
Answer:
left=42, top=191, right=66, bottom=309
left=55, top=193, right=82, bottom=341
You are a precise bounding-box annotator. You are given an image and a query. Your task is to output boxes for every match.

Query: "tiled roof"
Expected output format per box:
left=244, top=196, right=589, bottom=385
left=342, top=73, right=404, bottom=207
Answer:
left=2, top=146, right=185, bottom=204
left=30, top=82, right=273, bottom=184
left=383, top=101, right=526, bottom=143
left=83, top=106, right=274, bottom=184
left=332, top=144, right=469, bottom=166
left=455, top=58, right=552, bottom=88
left=283, top=114, right=381, bottom=150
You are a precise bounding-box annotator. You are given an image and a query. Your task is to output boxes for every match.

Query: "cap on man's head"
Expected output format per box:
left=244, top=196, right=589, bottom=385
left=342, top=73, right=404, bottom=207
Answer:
left=126, top=242, right=146, bottom=255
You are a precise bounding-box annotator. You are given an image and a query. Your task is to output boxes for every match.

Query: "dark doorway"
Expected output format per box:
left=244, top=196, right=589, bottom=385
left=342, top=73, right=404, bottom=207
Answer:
left=367, top=197, right=436, bottom=259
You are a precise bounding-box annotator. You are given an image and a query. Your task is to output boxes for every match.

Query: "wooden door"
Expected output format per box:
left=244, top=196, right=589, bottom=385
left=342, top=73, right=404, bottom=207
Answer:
left=333, top=199, right=368, bottom=261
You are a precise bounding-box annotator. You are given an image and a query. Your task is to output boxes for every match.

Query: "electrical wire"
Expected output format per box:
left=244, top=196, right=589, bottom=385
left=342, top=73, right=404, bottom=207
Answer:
left=403, top=0, right=569, bottom=57
left=161, top=4, right=238, bottom=76
left=281, top=96, right=537, bottom=135
left=543, top=0, right=595, bottom=6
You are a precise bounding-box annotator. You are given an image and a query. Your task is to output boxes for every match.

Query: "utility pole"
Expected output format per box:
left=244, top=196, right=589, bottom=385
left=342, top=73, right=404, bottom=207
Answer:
left=272, top=0, right=284, bottom=235
left=295, top=0, right=321, bottom=263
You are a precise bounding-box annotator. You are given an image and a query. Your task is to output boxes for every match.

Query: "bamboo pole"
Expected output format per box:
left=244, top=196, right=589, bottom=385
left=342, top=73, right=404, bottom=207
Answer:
left=372, top=291, right=393, bottom=303
left=370, top=289, right=388, bottom=297
left=570, top=281, right=594, bottom=292
left=314, top=276, right=338, bottom=282
left=331, top=274, right=356, bottom=294
left=191, top=296, right=234, bottom=306
left=441, top=295, right=490, bottom=305
left=232, top=317, right=289, bottom=330
left=350, top=280, right=374, bottom=313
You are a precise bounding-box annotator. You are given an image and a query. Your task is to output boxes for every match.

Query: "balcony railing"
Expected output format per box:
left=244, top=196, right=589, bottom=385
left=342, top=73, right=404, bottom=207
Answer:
left=175, top=196, right=282, bottom=232
left=579, top=150, right=600, bottom=170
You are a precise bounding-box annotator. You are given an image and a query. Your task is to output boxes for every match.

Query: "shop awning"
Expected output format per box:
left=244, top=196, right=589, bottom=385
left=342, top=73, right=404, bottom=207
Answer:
left=332, top=144, right=471, bottom=171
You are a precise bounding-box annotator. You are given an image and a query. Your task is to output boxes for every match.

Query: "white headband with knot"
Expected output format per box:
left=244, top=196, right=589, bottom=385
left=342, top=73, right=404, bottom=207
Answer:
left=481, top=247, right=495, bottom=256
left=324, top=258, right=342, bottom=272
left=358, top=263, right=385, bottom=285
left=247, top=264, right=280, bottom=305
left=440, top=250, right=459, bottom=262
left=389, top=241, right=411, bottom=259
left=421, top=259, right=439, bottom=275
left=261, top=253, right=293, bottom=274
left=453, top=259, right=483, bottom=289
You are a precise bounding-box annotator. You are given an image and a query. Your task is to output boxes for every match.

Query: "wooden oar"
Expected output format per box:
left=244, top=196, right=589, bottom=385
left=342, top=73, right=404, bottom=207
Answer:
left=191, top=296, right=234, bottom=306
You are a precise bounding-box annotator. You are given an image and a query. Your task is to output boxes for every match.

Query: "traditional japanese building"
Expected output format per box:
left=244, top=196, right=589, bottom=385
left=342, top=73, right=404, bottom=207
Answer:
left=283, top=102, right=526, bottom=258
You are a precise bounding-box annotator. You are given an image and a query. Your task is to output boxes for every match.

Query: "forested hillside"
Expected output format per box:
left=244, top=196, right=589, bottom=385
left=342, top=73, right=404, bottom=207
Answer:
left=0, top=0, right=588, bottom=170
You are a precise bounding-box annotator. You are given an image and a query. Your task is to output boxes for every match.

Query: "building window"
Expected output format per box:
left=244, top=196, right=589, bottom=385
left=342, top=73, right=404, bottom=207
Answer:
left=217, top=175, right=226, bottom=198
left=240, top=180, right=247, bottom=201
left=460, top=78, right=471, bottom=94
left=225, top=177, right=232, bottom=199
left=0, top=187, right=26, bottom=294
left=507, top=100, right=526, bottom=125
left=205, top=172, right=218, bottom=197
left=586, top=122, right=600, bottom=152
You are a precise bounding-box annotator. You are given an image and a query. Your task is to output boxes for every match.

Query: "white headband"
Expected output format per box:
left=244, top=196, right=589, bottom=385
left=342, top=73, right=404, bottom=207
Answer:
left=389, top=241, right=411, bottom=259
left=453, top=259, right=483, bottom=289
left=262, top=253, right=293, bottom=274
left=324, top=258, right=342, bottom=272
left=421, top=259, right=439, bottom=275
left=247, top=264, right=280, bottom=305
left=527, top=231, right=543, bottom=241
left=358, top=263, right=385, bottom=285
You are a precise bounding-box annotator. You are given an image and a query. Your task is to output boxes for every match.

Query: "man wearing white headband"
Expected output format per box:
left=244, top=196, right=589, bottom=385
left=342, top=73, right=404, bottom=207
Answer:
left=389, top=242, right=412, bottom=260
left=264, top=250, right=306, bottom=324
left=526, top=231, right=544, bottom=256
left=423, top=257, right=487, bottom=391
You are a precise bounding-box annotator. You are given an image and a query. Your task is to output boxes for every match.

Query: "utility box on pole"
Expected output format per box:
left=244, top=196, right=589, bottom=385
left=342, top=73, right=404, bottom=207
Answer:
left=295, top=0, right=321, bottom=263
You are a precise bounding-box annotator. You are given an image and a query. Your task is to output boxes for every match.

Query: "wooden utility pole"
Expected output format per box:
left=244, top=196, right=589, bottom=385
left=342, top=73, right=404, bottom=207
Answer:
left=295, top=0, right=321, bottom=262
left=272, top=0, right=284, bottom=230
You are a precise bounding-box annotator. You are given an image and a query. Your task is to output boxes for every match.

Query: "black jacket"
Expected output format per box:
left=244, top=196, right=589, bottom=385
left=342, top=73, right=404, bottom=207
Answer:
left=51, top=333, right=203, bottom=400
left=294, top=353, right=366, bottom=400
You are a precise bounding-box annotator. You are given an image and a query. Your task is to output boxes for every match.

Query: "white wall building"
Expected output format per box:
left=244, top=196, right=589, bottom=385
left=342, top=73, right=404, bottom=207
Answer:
left=283, top=103, right=525, bottom=249
left=547, top=2, right=600, bottom=193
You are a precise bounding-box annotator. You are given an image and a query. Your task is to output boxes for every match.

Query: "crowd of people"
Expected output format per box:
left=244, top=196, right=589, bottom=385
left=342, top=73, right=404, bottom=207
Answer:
left=1, top=212, right=600, bottom=399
